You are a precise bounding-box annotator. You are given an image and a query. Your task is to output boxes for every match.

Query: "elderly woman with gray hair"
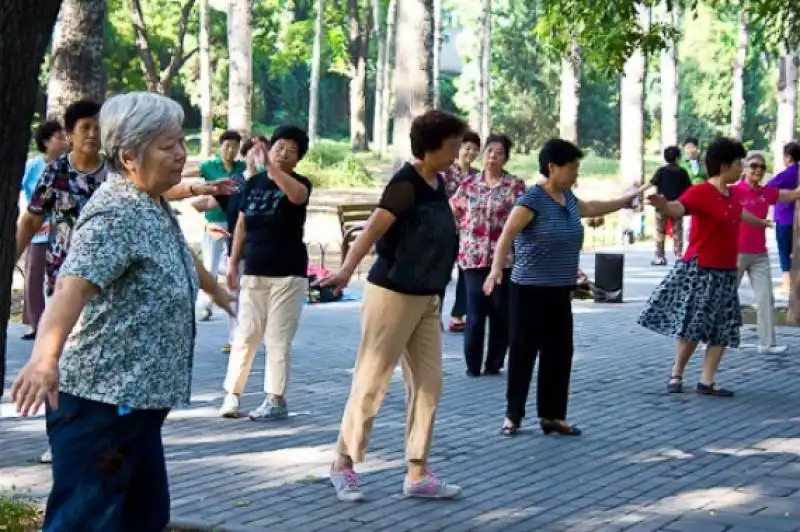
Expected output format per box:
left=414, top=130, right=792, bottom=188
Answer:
left=10, top=92, right=233, bottom=531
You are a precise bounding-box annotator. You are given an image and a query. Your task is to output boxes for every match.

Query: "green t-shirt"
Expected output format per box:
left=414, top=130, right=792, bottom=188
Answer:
left=198, top=157, right=247, bottom=223
left=681, top=157, right=706, bottom=185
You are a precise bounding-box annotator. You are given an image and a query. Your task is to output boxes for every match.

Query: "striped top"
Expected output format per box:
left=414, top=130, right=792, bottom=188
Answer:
left=511, top=185, right=584, bottom=287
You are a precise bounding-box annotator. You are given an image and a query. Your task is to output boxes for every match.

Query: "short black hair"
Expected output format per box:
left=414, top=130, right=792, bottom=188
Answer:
left=783, top=142, right=800, bottom=163
left=683, top=137, right=699, bottom=147
left=34, top=120, right=63, bottom=153
left=663, top=146, right=681, bottom=164
left=462, top=130, right=481, bottom=148
left=270, top=125, right=310, bottom=160
left=409, top=110, right=468, bottom=159
left=484, top=133, right=513, bottom=161
left=219, top=130, right=242, bottom=145
left=239, top=136, right=259, bottom=157
left=64, top=100, right=101, bottom=133
left=704, top=137, right=746, bottom=176
left=538, top=138, right=584, bottom=177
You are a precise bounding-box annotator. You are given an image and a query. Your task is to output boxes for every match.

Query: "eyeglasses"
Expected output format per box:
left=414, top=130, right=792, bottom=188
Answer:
left=748, top=163, right=767, bottom=171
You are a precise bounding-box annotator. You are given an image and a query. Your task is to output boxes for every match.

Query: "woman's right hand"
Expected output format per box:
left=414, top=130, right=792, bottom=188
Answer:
left=226, top=265, right=240, bottom=292
left=483, top=268, right=503, bottom=295
left=10, top=354, right=60, bottom=416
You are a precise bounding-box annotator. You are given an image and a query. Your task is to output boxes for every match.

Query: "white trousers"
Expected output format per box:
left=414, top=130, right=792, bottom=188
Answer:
left=737, top=253, right=776, bottom=347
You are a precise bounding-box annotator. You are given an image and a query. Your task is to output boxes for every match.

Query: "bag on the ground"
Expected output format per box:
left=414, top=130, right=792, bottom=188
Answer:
left=307, top=266, right=343, bottom=304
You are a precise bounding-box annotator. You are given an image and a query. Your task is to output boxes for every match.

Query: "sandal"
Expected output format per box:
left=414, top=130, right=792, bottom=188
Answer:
left=500, top=421, right=520, bottom=437
left=448, top=319, right=465, bottom=333
left=667, top=375, right=683, bottom=394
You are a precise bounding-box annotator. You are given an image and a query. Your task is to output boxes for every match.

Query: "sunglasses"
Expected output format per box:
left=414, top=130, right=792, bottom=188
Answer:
left=748, top=163, right=767, bottom=171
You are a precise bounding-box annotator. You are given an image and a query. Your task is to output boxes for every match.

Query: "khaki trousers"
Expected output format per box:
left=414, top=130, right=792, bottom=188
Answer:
left=737, top=253, right=776, bottom=347
left=336, top=282, right=442, bottom=463
left=223, top=275, right=306, bottom=396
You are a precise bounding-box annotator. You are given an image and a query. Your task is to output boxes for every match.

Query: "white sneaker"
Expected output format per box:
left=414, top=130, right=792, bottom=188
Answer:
left=39, top=447, right=52, bottom=464
left=330, top=465, right=364, bottom=502
left=219, top=393, right=240, bottom=418
left=758, top=345, right=788, bottom=354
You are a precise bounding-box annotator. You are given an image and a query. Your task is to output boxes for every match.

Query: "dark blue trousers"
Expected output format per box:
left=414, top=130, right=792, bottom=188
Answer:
left=463, top=268, right=510, bottom=375
left=44, top=393, right=170, bottom=532
left=775, top=223, right=793, bottom=273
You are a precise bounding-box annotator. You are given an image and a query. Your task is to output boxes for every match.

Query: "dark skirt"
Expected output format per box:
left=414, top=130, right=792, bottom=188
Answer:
left=638, top=258, right=741, bottom=347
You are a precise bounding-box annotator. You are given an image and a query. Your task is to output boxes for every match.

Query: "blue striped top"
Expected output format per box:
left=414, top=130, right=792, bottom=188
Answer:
left=511, top=185, right=584, bottom=286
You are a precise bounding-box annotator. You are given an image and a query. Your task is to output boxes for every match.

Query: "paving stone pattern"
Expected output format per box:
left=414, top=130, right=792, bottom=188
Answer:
left=2, top=244, right=800, bottom=531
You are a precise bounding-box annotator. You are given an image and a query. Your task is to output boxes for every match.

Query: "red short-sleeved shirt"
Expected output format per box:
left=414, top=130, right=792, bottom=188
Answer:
left=678, top=181, right=742, bottom=270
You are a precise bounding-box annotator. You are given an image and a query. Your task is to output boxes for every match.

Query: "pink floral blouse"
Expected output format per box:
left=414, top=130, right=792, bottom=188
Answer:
left=450, top=172, right=527, bottom=270
left=443, top=162, right=478, bottom=198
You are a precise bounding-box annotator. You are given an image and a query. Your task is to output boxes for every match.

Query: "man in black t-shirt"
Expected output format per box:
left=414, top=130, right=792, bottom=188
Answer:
left=650, top=145, right=692, bottom=265
left=219, top=126, right=312, bottom=422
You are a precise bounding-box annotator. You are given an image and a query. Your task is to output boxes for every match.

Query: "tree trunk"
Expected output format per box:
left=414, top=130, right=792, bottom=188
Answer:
left=432, top=0, right=443, bottom=109
left=620, top=5, right=648, bottom=185
left=729, top=9, right=748, bottom=140
left=476, top=0, right=492, bottom=139
left=199, top=0, right=213, bottom=156
left=47, top=0, right=106, bottom=121
left=227, top=0, right=252, bottom=133
left=371, top=0, right=385, bottom=150
left=392, top=0, right=432, bottom=170
left=379, top=0, right=397, bottom=156
left=660, top=5, right=679, bottom=148
left=309, top=0, right=325, bottom=147
left=348, top=0, right=369, bottom=151
left=0, top=0, right=63, bottom=400
left=774, top=50, right=798, bottom=169
left=559, top=40, right=581, bottom=145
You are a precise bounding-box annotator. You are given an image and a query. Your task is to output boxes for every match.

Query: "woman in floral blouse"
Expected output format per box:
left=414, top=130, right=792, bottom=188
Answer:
left=442, top=131, right=481, bottom=332
left=11, top=92, right=233, bottom=531
left=450, top=133, right=526, bottom=376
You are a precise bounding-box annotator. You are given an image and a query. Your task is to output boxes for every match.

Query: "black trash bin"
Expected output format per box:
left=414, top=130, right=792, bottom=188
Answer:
left=593, top=253, right=624, bottom=303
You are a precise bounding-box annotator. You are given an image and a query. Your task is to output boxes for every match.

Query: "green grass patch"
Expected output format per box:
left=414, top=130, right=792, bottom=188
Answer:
left=0, top=496, right=42, bottom=531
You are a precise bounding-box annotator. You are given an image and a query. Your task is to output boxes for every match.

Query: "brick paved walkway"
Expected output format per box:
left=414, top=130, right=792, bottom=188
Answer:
left=2, top=245, right=800, bottom=531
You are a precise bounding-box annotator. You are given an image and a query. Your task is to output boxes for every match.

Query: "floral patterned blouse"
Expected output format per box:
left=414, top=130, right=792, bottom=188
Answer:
left=27, top=154, right=108, bottom=296
left=443, top=161, right=479, bottom=198
left=57, top=172, right=200, bottom=410
left=450, top=172, right=527, bottom=270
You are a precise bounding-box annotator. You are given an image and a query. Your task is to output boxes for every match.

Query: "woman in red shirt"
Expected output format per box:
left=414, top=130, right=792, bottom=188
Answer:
left=639, top=137, right=770, bottom=397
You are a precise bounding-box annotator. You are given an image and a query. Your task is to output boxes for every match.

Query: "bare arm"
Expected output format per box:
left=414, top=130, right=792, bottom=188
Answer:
left=266, top=163, right=309, bottom=205
left=741, top=208, right=770, bottom=228
left=181, top=166, right=202, bottom=178
left=340, top=209, right=396, bottom=275
left=193, top=254, right=234, bottom=316
left=578, top=193, right=635, bottom=218
left=189, top=196, right=220, bottom=213
left=777, top=187, right=800, bottom=202
left=32, top=277, right=99, bottom=364
left=15, top=212, right=45, bottom=263
left=490, top=206, right=535, bottom=273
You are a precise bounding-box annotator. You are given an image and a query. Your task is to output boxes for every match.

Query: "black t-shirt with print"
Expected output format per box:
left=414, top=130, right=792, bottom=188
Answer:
left=239, top=171, right=312, bottom=277
left=367, top=162, right=458, bottom=295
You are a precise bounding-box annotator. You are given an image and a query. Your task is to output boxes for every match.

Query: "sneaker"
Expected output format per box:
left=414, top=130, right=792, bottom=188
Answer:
left=650, top=257, right=667, bottom=266
left=330, top=465, right=364, bottom=502
left=199, top=308, right=212, bottom=321
left=221, top=343, right=231, bottom=354
left=219, top=393, right=240, bottom=418
left=403, top=471, right=462, bottom=499
left=758, top=345, right=788, bottom=355
left=696, top=382, right=734, bottom=397
left=249, top=395, right=289, bottom=421
left=39, top=447, right=52, bottom=464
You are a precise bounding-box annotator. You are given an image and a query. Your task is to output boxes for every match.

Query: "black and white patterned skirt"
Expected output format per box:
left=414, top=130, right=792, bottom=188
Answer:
left=637, top=258, right=741, bottom=347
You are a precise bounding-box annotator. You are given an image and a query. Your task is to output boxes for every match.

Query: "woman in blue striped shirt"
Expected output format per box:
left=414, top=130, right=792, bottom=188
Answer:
left=484, top=139, right=638, bottom=437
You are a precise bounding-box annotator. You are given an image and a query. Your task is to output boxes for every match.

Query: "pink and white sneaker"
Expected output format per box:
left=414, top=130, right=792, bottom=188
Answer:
left=402, top=470, right=462, bottom=499
left=330, top=465, right=364, bottom=502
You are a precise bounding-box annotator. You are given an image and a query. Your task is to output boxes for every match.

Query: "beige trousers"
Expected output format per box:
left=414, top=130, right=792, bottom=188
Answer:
left=223, top=275, right=306, bottom=397
left=336, top=282, right=443, bottom=463
left=737, top=253, right=776, bottom=347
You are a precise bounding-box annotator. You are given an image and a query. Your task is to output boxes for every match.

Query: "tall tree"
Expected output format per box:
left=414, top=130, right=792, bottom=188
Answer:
left=379, top=0, right=397, bottom=156
left=476, top=0, right=492, bottom=139
left=47, top=0, right=107, bottom=120
left=774, top=49, right=798, bottom=168
left=660, top=4, right=679, bottom=148
left=199, top=0, right=213, bottom=156
left=392, top=0, right=432, bottom=169
left=227, top=0, right=253, bottom=132
left=432, top=0, right=443, bottom=109
left=559, top=40, right=581, bottom=144
left=309, top=0, right=325, bottom=147
left=371, top=0, right=386, bottom=150
left=126, top=0, right=198, bottom=95
left=619, top=4, right=648, bottom=185
left=1, top=0, right=63, bottom=400
left=348, top=0, right=371, bottom=151
left=729, top=9, right=748, bottom=139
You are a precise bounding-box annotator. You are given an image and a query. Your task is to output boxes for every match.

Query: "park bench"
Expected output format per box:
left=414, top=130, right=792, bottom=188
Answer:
left=337, top=203, right=376, bottom=261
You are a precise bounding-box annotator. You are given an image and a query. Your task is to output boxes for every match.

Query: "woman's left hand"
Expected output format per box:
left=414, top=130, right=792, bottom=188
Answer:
left=10, top=354, right=60, bottom=416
